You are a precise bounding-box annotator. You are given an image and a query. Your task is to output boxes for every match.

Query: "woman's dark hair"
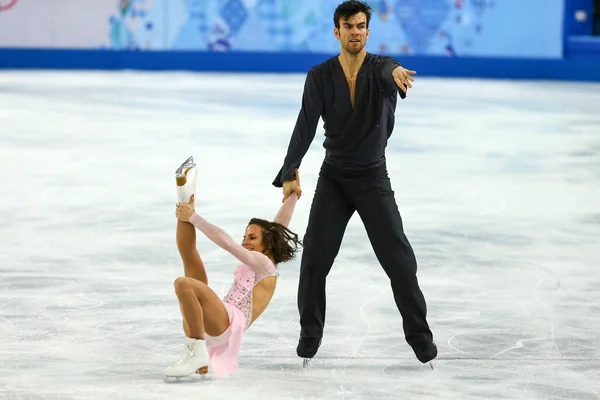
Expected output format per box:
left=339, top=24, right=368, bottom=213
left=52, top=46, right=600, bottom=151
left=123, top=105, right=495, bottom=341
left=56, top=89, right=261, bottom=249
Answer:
left=333, top=0, right=372, bottom=29
left=247, top=218, right=302, bottom=264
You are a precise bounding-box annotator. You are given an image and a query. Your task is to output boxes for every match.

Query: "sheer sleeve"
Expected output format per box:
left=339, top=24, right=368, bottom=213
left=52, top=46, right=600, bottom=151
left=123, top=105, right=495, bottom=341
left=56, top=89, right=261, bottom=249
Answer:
left=189, top=213, right=272, bottom=271
left=272, top=192, right=298, bottom=228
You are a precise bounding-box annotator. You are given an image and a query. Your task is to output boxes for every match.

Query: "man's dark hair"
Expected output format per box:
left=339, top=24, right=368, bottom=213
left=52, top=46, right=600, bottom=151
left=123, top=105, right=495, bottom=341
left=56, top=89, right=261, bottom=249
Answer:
left=333, top=0, right=373, bottom=29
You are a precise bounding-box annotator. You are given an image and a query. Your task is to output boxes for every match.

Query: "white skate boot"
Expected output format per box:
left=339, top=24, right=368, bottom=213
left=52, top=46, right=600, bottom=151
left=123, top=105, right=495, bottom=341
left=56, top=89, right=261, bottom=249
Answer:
left=164, top=339, right=210, bottom=379
left=175, top=156, right=197, bottom=204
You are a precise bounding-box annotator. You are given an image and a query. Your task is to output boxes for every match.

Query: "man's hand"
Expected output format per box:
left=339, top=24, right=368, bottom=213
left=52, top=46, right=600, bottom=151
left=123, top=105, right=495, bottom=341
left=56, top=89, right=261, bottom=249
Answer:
left=392, top=66, right=416, bottom=94
left=282, top=168, right=302, bottom=203
left=176, top=194, right=195, bottom=222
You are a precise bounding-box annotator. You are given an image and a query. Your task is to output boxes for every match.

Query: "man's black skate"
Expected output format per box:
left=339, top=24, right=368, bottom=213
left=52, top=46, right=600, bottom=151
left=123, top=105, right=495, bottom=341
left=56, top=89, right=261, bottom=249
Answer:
left=413, top=341, right=437, bottom=369
left=297, top=338, right=321, bottom=367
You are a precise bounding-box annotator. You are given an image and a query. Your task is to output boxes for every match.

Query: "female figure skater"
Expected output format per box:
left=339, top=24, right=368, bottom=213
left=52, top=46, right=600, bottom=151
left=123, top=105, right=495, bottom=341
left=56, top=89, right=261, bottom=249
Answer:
left=164, top=156, right=302, bottom=378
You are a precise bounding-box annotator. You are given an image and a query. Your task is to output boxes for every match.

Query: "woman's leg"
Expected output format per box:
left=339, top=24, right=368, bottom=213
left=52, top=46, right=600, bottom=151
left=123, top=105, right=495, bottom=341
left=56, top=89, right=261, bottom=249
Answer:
left=165, top=276, right=229, bottom=377
left=175, top=156, right=205, bottom=283
left=176, top=219, right=210, bottom=336
left=176, top=219, right=208, bottom=284
left=167, top=158, right=221, bottom=377
left=174, top=277, right=230, bottom=339
left=164, top=277, right=230, bottom=377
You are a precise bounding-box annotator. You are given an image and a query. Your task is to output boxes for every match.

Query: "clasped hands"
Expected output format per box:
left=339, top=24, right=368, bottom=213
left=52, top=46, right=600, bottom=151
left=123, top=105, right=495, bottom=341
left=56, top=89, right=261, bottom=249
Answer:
left=282, top=168, right=301, bottom=203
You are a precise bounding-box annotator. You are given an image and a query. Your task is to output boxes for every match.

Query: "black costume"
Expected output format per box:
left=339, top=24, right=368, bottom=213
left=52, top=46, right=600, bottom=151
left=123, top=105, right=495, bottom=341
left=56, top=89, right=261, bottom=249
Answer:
left=273, top=53, right=436, bottom=363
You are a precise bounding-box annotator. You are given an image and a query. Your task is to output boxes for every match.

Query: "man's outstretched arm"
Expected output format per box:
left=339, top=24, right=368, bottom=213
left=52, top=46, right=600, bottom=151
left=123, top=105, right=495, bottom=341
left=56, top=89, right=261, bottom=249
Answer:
left=379, top=57, right=416, bottom=99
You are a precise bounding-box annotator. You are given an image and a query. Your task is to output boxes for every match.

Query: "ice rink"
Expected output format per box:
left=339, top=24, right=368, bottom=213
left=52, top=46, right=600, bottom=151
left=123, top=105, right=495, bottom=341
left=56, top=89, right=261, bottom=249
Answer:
left=1, top=70, right=599, bottom=399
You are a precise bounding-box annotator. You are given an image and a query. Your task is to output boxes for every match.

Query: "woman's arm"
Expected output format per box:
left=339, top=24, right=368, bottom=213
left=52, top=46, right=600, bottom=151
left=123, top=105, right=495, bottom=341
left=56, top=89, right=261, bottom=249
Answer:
left=273, top=192, right=298, bottom=228
left=188, top=213, right=272, bottom=270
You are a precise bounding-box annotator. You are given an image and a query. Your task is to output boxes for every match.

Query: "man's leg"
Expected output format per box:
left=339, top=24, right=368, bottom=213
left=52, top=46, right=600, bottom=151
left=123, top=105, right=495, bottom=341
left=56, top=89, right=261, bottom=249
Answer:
left=354, top=166, right=436, bottom=363
left=297, top=164, right=355, bottom=358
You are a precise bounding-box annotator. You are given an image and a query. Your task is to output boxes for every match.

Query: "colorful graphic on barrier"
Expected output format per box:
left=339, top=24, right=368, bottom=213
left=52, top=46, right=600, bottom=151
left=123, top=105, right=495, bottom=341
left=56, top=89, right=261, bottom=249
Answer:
left=0, top=0, right=564, bottom=58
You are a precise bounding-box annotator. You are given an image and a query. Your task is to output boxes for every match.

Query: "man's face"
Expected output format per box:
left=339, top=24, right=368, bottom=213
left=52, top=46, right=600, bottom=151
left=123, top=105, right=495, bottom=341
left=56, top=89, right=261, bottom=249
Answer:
left=334, top=12, right=369, bottom=54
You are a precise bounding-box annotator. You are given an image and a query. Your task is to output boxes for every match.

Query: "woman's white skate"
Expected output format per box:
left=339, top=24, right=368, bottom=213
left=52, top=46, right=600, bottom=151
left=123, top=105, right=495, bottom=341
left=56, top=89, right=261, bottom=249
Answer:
left=163, top=339, right=209, bottom=381
left=176, top=156, right=197, bottom=204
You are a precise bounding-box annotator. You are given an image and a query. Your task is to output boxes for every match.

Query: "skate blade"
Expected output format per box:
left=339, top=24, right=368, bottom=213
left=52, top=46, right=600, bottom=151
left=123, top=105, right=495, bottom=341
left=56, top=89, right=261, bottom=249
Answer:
left=164, top=376, right=186, bottom=383
left=163, top=366, right=209, bottom=383
left=175, top=156, right=196, bottom=178
left=429, top=362, right=434, bottom=370
left=302, top=359, right=312, bottom=368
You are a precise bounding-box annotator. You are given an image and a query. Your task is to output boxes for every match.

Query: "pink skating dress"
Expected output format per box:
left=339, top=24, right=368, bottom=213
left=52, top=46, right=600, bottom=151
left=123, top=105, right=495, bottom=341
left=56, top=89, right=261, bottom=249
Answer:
left=188, top=193, right=298, bottom=376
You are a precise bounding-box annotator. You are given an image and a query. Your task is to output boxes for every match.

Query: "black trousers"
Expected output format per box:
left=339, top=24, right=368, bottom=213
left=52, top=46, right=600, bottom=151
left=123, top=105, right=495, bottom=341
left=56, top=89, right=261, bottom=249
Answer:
left=297, top=160, right=433, bottom=348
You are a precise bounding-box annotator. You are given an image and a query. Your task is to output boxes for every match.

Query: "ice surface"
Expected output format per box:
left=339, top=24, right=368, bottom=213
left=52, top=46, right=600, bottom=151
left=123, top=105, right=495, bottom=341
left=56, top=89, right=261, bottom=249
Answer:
left=0, top=70, right=599, bottom=399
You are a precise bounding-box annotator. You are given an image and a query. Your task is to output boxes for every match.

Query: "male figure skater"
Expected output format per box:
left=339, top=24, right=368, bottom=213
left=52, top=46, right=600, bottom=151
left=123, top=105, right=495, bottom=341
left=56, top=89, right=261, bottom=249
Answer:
left=271, top=0, right=437, bottom=366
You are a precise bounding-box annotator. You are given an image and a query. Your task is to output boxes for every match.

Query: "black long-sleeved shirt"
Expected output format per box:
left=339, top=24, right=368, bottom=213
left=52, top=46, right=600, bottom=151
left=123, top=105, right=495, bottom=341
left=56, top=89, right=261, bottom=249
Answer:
left=272, top=52, right=406, bottom=187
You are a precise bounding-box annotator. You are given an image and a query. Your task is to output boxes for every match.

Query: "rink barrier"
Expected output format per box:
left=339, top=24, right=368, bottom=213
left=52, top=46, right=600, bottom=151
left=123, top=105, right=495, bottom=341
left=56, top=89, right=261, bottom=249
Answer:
left=0, top=49, right=599, bottom=82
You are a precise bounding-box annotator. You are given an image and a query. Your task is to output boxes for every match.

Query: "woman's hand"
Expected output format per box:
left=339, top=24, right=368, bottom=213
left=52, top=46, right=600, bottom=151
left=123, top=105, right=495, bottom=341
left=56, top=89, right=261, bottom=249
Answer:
left=176, top=194, right=195, bottom=222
